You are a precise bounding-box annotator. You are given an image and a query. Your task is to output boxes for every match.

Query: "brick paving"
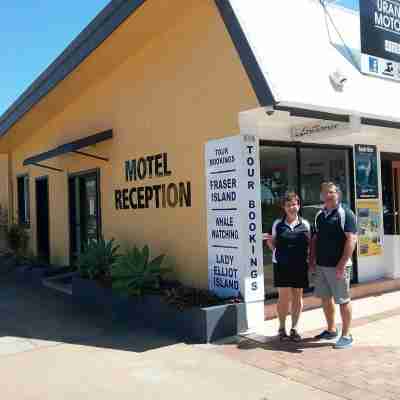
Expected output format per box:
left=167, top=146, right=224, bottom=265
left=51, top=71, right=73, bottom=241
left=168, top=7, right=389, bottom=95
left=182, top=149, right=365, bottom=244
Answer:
left=210, top=294, right=400, bottom=400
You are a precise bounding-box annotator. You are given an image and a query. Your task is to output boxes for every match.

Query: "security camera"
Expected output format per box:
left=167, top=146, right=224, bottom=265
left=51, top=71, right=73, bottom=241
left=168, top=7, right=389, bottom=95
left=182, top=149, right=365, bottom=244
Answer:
left=265, top=106, right=275, bottom=116
left=329, top=70, right=347, bottom=91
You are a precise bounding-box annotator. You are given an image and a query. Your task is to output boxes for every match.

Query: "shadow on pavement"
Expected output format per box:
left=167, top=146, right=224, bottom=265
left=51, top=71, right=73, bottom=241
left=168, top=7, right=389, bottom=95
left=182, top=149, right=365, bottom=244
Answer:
left=236, top=337, right=335, bottom=354
left=0, top=274, right=181, bottom=354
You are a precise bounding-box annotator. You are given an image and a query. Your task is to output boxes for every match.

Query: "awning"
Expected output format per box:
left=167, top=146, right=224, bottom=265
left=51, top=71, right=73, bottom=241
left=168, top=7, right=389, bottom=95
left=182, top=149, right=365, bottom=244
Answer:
left=216, top=0, right=400, bottom=128
left=23, top=129, right=112, bottom=172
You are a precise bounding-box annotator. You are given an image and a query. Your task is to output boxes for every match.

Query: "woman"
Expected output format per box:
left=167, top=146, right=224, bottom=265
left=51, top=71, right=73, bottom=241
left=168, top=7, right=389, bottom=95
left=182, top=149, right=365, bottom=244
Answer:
left=264, top=192, right=311, bottom=342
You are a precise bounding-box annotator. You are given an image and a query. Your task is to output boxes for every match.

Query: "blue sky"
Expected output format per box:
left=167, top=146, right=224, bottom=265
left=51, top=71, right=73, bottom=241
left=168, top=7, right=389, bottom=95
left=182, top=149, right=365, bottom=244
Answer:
left=0, top=1, right=110, bottom=116
left=0, top=1, right=360, bottom=117
left=335, top=0, right=359, bottom=10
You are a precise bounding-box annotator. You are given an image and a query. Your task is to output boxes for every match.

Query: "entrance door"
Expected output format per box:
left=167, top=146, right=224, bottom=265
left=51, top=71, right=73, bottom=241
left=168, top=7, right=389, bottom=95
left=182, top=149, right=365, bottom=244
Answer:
left=391, top=161, right=400, bottom=234
left=260, top=143, right=355, bottom=297
left=36, top=177, right=50, bottom=263
left=69, top=171, right=100, bottom=262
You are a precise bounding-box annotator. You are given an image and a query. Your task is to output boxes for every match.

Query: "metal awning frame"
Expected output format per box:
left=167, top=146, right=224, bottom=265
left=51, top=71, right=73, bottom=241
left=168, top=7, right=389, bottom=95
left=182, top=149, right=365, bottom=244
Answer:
left=23, top=129, right=112, bottom=172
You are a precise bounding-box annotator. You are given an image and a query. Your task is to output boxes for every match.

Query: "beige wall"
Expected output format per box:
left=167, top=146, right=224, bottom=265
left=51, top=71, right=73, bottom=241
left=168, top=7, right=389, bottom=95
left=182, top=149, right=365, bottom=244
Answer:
left=9, top=1, right=258, bottom=287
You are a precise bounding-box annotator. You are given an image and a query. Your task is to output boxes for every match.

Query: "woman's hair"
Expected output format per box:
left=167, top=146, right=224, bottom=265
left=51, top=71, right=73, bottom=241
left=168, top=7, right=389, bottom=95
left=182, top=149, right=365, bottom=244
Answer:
left=280, top=191, right=300, bottom=208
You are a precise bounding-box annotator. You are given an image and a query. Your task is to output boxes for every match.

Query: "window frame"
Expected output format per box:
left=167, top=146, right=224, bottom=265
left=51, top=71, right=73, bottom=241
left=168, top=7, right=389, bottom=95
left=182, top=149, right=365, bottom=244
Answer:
left=259, top=140, right=358, bottom=294
left=16, top=174, right=30, bottom=227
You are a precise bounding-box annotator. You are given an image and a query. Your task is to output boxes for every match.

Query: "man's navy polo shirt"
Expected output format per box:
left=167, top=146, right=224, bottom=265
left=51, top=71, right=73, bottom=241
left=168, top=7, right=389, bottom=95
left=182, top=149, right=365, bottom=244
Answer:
left=314, top=205, right=357, bottom=268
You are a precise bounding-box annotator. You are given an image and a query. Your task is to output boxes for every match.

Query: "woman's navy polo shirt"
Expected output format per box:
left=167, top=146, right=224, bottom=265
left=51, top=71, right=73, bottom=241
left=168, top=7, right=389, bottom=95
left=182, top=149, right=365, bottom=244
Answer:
left=271, top=218, right=311, bottom=266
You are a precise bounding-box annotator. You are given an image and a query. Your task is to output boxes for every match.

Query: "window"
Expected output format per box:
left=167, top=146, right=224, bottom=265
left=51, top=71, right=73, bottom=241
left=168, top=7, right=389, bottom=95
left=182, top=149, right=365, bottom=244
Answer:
left=17, top=175, right=30, bottom=225
left=260, top=143, right=354, bottom=296
left=260, top=146, right=298, bottom=296
left=299, top=147, right=351, bottom=223
left=381, top=155, right=400, bottom=235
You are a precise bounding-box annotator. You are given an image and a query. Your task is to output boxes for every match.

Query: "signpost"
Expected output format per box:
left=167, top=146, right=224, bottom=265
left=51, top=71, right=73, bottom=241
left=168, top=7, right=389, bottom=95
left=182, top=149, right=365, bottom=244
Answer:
left=360, top=0, right=400, bottom=81
left=205, top=135, right=265, bottom=329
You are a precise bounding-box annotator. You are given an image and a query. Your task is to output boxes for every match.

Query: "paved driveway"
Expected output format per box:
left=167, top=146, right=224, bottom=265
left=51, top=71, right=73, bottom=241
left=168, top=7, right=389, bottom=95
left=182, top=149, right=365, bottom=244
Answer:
left=0, top=273, right=348, bottom=400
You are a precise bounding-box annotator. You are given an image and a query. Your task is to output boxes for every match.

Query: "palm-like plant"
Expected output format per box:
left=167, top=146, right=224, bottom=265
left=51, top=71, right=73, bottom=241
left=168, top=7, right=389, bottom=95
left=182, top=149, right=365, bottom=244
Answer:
left=111, top=245, right=171, bottom=296
left=77, top=237, right=120, bottom=284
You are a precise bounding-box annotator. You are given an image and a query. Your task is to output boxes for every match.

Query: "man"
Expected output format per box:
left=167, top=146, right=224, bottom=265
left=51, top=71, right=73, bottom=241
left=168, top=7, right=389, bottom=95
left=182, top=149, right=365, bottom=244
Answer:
left=309, top=182, right=358, bottom=349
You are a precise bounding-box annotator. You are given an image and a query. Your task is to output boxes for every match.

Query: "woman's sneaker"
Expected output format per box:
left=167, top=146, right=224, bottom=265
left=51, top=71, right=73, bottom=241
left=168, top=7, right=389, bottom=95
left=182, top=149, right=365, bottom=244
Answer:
left=290, top=328, right=302, bottom=342
left=314, top=329, right=338, bottom=340
left=278, top=328, right=289, bottom=342
left=333, top=335, right=353, bottom=349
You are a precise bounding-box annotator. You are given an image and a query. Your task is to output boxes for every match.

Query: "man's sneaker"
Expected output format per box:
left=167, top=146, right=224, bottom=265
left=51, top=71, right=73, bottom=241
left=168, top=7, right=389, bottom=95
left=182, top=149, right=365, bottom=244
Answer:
left=333, top=335, right=353, bottom=349
left=278, top=328, right=289, bottom=342
left=290, top=328, right=302, bottom=342
left=314, top=329, right=338, bottom=340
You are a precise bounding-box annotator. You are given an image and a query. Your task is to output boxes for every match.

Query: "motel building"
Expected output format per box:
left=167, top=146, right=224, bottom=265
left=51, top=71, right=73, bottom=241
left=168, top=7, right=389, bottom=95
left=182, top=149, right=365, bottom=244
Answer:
left=1, top=0, right=400, bottom=329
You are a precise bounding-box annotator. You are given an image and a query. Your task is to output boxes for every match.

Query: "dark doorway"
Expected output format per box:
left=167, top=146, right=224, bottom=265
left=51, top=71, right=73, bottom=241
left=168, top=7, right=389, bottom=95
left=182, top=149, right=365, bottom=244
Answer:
left=36, top=177, right=50, bottom=263
left=381, top=153, right=400, bottom=235
left=69, top=170, right=101, bottom=263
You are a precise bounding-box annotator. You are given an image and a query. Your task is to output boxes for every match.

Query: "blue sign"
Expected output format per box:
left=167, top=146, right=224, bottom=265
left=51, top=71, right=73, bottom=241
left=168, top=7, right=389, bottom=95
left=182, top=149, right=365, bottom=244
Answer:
left=360, top=0, right=400, bottom=63
left=369, top=56, right=379, bottom=73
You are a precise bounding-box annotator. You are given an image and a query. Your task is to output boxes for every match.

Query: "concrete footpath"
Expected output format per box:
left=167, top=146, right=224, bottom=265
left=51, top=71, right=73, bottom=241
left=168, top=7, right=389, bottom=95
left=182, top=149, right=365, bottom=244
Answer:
left=0, top=273, right=399, bottom=400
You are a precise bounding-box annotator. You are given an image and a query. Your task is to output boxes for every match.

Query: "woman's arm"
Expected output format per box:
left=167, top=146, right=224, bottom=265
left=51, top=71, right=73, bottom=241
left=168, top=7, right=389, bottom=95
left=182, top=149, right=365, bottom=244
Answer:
left=309, top=235, right=317, bottom=272
left=263, top=233, right=275, bottom=251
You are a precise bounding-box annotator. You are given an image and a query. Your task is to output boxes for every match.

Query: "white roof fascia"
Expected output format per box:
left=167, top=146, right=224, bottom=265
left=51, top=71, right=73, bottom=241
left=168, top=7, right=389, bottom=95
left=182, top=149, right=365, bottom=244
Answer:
left=227, top=0, right=400, bottom=125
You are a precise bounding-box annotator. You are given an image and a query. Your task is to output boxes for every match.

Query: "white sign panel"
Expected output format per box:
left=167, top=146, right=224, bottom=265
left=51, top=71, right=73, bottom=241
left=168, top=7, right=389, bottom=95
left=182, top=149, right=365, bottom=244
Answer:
left=205, top=135, right=264, bottom=303
left=291, top=117, right=361, bottom=142
left=360, top=54, right=400, bottom=82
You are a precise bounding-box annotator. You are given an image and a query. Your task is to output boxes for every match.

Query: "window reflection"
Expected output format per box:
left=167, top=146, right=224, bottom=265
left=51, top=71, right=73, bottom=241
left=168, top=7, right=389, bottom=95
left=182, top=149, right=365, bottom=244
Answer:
left=260, top=145, right=352, bottom=296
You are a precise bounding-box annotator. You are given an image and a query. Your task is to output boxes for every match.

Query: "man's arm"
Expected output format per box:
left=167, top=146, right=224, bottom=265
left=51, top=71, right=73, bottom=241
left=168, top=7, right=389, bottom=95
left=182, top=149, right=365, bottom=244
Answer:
left=336, top=209, right=358, bottom=279
left=336, top=232, right=357, bottom=279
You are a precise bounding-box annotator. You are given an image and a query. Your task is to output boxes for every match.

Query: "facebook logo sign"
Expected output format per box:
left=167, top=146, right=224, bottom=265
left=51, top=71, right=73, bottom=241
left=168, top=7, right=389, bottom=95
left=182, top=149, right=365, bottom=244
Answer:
left=369, top=57, right=379, bottom=73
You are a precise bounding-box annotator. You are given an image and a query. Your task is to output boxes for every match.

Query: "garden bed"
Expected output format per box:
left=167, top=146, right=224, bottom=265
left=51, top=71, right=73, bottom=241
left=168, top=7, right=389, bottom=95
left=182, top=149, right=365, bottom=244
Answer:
left=71, top=276, right=247, bottom=343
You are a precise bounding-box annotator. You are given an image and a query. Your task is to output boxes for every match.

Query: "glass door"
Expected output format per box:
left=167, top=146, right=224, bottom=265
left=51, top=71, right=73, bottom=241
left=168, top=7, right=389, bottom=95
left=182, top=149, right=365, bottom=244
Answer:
left=391, top=161, right=400, bottom=234
left=260, top=146, right=298, bottom=296
left=69, top=171, right=100, bottom=262
left=299, top=147, right=351, bottom=224
left=36, top=177, right=50, bottom=263
left=260, top=143, right=355, bottom=296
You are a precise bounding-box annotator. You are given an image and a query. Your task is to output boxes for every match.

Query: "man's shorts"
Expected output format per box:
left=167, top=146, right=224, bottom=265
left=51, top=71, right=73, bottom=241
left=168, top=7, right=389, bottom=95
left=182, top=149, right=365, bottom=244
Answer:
left=314, top=265, right=351, bottom=305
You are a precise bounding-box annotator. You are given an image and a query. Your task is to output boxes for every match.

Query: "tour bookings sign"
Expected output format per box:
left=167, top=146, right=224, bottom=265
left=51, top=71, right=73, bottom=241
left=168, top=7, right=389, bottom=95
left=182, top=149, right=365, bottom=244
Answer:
left=205, top=135, right=264, bottom=303
left=360, top=0, right=400, bottom=81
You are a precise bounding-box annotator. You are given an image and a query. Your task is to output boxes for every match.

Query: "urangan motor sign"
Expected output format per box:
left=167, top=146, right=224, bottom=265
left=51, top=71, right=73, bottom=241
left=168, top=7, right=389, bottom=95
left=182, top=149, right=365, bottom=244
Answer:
left=205, top=135, right=264, bottom=303
left=360, top=0, right=400, bottom=81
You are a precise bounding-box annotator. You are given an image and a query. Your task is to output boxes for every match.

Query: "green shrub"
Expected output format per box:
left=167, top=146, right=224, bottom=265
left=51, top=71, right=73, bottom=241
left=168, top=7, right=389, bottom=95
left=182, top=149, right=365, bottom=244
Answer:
left=0, top=205, right=8, bottom=228
left=111, top=245, right=171, bottom=296
left=6, top=223, right=29, bottom=257
left=77, top=237, right=120, bottom=285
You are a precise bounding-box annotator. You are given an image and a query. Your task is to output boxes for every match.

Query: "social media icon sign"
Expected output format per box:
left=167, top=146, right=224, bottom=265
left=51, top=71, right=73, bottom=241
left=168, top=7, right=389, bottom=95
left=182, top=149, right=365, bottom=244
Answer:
left=369, top=57, right=379, bottom=73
